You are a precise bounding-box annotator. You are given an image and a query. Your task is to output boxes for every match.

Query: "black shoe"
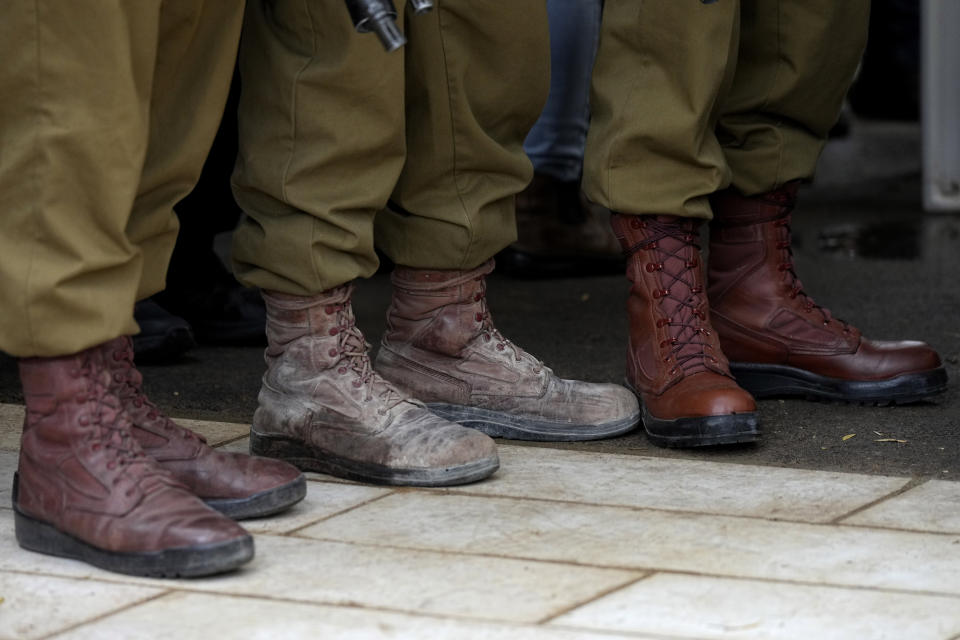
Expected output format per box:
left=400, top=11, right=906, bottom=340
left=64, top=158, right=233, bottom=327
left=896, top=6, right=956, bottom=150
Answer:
left=132, top=299, right=196, bottom=363
left=155, top=275, right=266, bottom=345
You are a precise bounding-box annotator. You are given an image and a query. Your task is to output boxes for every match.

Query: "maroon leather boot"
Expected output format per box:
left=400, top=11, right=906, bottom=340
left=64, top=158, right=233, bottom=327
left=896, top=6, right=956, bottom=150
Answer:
left=611, top=214, right=759, bottom=447
left=105, top=337, right=305, bottom=520
left=708, top=183, right=947, bottom=404
left=14, top=342, right=253, bottom=577
left=375, top=260, right=640, bottom=441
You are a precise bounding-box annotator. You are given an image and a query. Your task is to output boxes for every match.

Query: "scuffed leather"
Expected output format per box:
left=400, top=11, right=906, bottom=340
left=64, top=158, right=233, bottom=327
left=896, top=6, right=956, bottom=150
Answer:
left=708, top=185, right=942, bottom=380
left=257, top=287, right=497, bottom=470
left=105, top=337, right=302, bottom=500
left=376, top=260, right=639, bottom=425
left=16, top=344, right=247, bottom=554
left=611, top=214, right=755, bottom=420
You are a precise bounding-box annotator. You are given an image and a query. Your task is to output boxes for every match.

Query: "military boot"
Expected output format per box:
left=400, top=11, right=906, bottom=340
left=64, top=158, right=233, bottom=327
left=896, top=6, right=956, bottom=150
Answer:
left=611, top=214, right=759, bottom=447
left=14, top=342, right=252, bottom=577
left=708, top=183, right=947, bottom=404
left=375, top=260, right=640, bottom=441
left=250, top=286, right=499, bottom=486
left=105, top=336, right=305, bottom=519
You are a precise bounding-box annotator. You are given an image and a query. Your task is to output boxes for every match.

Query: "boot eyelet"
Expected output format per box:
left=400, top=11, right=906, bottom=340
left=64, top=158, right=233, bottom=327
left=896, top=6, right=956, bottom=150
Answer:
left=629, top=219, right=641, bottom=229
left=338, top=367, right=347, bottom=374
left=496, top=344, right=505, bottom=351
left=329, top=328, right=339, bottom=336
left=475, top=313, right=483, bottom=322
left=645, top=263, right=656, bottom=272
left=352, top=380, right=362, bottom=388
left=329, top=348, right=338, bottom=357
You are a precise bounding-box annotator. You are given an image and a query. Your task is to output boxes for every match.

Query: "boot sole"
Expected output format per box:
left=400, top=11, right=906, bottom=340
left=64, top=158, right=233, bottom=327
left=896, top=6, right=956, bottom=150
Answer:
left=249, top=430, right=499, bottom=487
left=730, top=363, right=949, bottom=405
left=641, top=408, right=761, bottom=448
left=425, top=403, right=640, bottom=442
left=204, top=475, right=307, bottom=520
left=13, top=475, right=253, bottom=578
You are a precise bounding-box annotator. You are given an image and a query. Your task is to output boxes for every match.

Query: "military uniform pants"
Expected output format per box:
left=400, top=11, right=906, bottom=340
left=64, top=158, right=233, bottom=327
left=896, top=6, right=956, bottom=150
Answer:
left=0, top=0, right=244, bottom=357
left=583, top=0, right=869, bottom=219
left=232, top=0, right=550, bottom=295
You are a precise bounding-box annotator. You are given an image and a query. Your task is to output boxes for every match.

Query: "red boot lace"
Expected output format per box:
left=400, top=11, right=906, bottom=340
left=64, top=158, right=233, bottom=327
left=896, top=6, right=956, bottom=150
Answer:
left=772, top=212, right=851, bottom=333
left=626, top=217, right=719, bottom=377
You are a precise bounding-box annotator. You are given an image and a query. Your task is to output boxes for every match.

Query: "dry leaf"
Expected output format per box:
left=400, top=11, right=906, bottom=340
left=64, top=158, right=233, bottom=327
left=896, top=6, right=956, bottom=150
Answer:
left=842, top=433, right=856, bottom=441
left=875, top=438, right=908, bottom=443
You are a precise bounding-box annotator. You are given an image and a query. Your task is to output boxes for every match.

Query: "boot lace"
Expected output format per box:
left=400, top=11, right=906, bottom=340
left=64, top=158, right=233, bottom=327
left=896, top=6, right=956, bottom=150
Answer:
left=772, top=210, right=852, bottom=333
left=472, top=276, right=543, bottom=373
left=325, top=302, right=406, bottom=412
left=109, top=340, right=203, bottom=443
left=73, top=355, right=163, bottom=494
left=625, top=217, right=719, bottom=377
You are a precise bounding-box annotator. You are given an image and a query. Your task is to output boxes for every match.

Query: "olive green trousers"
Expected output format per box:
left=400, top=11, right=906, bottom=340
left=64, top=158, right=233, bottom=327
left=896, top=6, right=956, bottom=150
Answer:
left=231, top=0, right=550, bottom=295
left=0, top=1, right=243, bottom=357
left=584, top=0, right=870, bottom=219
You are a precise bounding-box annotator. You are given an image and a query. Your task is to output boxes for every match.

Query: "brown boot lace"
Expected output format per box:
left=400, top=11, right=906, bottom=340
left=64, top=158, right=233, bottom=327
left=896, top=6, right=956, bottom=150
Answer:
left=471, top=276, right=543, bottom=373
left=74, top=353, right=171, bottom=493
left=324, top=300, right=408, bottom=413
left=108, top=338, right=205, bottom=444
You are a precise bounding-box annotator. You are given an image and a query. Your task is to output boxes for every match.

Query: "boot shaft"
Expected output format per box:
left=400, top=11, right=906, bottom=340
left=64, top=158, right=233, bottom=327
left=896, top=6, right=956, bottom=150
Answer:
left=707, top=184, right=860, bottom=358
left=707, top=183, right=799, bottom=306
left=385, top=261, right=495, bottom=357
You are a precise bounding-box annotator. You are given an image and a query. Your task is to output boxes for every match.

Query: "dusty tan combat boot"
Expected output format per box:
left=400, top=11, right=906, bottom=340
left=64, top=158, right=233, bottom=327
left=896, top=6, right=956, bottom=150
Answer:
left=375, top=260, right=640, bottom=441
left=105, top=336, right=305, bottom=520
left=14, top=342, right=253, bottom=578
left=708, top=183, right=947, bottom=404
left=250, top=285, right=499, bottom=486
left=611, top=213, right=759, bottom=448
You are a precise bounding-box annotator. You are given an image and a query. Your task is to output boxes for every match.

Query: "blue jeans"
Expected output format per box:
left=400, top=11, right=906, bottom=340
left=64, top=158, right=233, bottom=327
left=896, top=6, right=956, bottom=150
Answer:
left=523, top=0, right=603, bottom=183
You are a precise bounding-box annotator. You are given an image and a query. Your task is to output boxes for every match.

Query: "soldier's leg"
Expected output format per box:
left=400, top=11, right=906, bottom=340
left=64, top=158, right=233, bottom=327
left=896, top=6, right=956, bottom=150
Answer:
left=707, top=0, right=946, bottom=404
left=373, top=1, right=641, bottom=443
left=582, top=1, right=759, bottom=449
left=233, top=0, right=499, bottom=487
left=0, top=0, right=252, bottom=577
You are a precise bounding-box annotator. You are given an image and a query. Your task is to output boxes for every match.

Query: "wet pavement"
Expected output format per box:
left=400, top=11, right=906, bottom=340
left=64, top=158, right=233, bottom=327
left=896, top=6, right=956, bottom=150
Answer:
left=1, top=120, right=958, bottom=479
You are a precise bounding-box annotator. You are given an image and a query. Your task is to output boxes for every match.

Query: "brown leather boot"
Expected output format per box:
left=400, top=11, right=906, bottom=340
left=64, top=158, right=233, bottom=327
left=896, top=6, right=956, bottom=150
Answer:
left=14, top=343, right=253, bottom=577
left=499, top=174, right=624, bottom=277
left=104, top=336, right=305, bottom=520
left=375, top=260, right=640, bottom=441
left=708, top=183, right=948, bottom=404
left=251, top=285, right=499, bottom=486
left=611, top=214, right=759, bottom=448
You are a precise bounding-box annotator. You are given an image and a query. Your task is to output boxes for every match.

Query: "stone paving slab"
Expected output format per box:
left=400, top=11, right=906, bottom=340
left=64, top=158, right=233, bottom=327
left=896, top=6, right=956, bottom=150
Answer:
left=1, top=415, right=959, bottom=640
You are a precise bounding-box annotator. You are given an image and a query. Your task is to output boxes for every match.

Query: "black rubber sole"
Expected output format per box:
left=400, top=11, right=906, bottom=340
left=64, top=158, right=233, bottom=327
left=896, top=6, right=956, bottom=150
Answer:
left=249, top=430, right=499, bottom=487
left=641, top=407, right=761, bottom=448
left=425, top=403, right=640, bottom=442
left=12, top=476, right=253, bottom=578
left=730, top=363, right=949, bottom=405
left=204, top=475, right=307, bottom=520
